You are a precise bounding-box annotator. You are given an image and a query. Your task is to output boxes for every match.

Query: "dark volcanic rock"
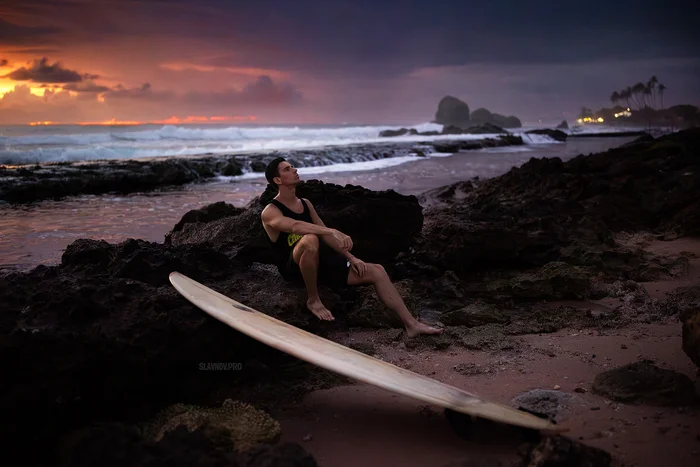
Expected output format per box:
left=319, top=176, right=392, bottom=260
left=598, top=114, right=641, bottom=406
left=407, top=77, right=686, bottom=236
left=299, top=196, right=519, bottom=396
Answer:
left=0, top=159, right=212, bottom=203
left=592, top=360, right=698, bottom=405
left=58, top=422, right=317, bottom=467
left=405, top=128, right=700, bottom=278
left=673, top=286, right=700, bottom=368
left=440, top=302, right=509, bottom=327
left=379, top=128, right=418, bottom=137
left=525, top=129, right=568, bottom=142
left=435, top=96, right=471, bottom=128
left=524, top=436, right=612, bottom=467
left=167, top=180, right=424, bottom=266
left=485, top=262, right=591, bottom=301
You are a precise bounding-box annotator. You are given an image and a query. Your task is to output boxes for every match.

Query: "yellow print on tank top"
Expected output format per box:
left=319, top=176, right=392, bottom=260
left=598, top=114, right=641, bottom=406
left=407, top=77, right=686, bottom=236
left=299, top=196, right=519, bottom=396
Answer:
left=287, top=233, right=303, bottom=247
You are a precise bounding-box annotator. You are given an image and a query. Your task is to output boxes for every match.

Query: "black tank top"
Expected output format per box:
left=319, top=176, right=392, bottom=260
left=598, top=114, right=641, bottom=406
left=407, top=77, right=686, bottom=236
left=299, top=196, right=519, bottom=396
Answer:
left=268, top=198, right=313, bottom=266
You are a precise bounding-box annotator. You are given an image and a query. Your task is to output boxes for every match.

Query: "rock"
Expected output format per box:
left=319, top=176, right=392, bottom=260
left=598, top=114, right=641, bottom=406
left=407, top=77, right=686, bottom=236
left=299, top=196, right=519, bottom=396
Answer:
left=435, top=96, right=471, bottom=128
left=678, top=288, right=700, bottom=367
left=592, top=360, right=698, bottom=405
left=379, top=128, right=418, bottom=137
left=58, top=422, right=317, bottom=467
left=556, top=120, right=569, bottom=129
left=440, top=301, right=509, bottom=327
left=470, top=108, right=522, bottom=128
left=486, top=262, right=591, bottom=301
left=407, top=128, right=700, bottom=277
left=141, top=399, right=281, bottom=450
left=221, top=160, right=244, bottom=176
left=0, top=239, right=346, bottom=466
left=462, top=123, right=508, bottom=134
left=347, top=279, right=420, bottom=327
left=167, top=180, right=424, bottom=267
left=525, top=129, right=568, bottom=142
left=441, top=125, right=465, bottom=135
left=524, top=436, right=612, bottom=467
left=511, top=389, right=578, bottom=423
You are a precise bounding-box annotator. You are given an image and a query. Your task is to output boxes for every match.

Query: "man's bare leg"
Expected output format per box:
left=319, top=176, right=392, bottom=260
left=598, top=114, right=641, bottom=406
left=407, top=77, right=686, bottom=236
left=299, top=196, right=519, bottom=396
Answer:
left=348, top=264, right=442, bottom=337
left=293, top=235, right=334, bottom=321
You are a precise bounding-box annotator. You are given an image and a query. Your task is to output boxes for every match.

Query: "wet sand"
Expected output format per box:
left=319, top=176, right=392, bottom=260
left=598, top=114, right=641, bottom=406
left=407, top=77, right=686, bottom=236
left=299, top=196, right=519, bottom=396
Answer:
left=272, top=237, right=700, bottom=467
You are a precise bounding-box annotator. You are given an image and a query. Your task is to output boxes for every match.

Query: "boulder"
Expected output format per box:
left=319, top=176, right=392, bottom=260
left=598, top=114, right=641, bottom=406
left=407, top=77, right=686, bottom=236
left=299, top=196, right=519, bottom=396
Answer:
left=435, top=96, right=470, bottom=128
left=526, top=129, right=568, bottom=142
left=486, top=262, right=591, bottom=301
left=524, top=436, right=612, bottom=467
left=440, top=302, right=509, bottom=327
left=379, top=128, right=418, bottom=137
left=592, top=360, right=697, bottom=405
left=166, top=180, right=424, bottom=266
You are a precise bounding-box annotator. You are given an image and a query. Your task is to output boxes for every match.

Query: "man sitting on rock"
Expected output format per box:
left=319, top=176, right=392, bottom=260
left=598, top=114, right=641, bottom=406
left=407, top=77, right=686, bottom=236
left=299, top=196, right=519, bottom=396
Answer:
left=261, top=157, right=442, bottom=338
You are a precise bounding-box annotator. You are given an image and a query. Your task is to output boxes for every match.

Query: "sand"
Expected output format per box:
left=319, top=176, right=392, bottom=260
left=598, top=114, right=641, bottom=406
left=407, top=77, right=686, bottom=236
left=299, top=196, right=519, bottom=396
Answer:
left=272, top=237, right=700, bottom=467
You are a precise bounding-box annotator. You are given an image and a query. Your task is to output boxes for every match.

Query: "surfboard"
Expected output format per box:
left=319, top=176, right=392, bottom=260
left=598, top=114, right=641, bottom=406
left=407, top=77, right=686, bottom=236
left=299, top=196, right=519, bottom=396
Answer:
left=169, top=271, right=565, bottom=432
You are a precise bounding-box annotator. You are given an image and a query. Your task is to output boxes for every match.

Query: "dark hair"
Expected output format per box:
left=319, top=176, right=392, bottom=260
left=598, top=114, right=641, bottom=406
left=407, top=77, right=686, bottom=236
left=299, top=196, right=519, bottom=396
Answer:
left=264, top=157, right=287, bottom=191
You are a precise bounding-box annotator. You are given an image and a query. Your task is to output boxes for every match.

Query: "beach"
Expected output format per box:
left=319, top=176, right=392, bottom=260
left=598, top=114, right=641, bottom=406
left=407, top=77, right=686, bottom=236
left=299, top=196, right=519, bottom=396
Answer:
left=1, top=125, right=698, bottom=467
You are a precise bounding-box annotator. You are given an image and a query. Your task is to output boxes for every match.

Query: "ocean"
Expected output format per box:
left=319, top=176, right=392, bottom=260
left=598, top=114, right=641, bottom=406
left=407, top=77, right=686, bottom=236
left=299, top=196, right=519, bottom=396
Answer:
left=0, top=122, right=648, bottom=271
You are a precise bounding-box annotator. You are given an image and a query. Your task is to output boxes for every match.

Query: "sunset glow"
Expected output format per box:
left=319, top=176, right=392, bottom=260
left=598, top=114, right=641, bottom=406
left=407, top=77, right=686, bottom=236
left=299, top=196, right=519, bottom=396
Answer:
left=26, top=116, right=258, bottom=126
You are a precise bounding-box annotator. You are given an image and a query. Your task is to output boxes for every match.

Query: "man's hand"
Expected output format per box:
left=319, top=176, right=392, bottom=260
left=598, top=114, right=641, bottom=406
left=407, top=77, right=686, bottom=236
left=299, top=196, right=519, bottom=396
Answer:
left=331, top=229, right=353, bottom=251
left=349, top=257, right=367, bottom=277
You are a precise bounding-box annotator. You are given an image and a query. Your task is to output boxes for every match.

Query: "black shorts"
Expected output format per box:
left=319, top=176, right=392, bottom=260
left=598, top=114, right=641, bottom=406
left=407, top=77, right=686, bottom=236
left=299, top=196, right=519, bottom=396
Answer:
left=280, top=242, right=350, bottom=291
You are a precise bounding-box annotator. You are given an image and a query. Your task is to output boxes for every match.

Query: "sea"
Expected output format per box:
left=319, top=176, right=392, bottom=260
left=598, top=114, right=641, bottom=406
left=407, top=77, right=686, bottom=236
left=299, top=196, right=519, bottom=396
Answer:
left=0, top=122, right=655, bottom=271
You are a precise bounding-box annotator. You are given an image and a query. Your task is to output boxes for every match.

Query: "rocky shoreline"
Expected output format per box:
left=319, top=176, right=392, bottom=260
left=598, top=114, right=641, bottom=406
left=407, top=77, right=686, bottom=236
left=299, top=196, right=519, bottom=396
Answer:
left=0, top=134, right=522, bottom=204
left=1, top=128, right=699, bottom=466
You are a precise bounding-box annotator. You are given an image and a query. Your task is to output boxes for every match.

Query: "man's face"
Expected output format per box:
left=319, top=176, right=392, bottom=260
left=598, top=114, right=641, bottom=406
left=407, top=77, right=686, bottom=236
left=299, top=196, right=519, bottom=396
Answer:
left=275, top=161, right=300, bottom=187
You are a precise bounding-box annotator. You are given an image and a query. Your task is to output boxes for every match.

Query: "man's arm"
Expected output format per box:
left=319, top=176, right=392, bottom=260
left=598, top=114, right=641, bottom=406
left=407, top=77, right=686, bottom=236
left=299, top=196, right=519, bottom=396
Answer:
left=262, top=205, right=353, bottom=250
left=304, top=199, right=356, bottom=259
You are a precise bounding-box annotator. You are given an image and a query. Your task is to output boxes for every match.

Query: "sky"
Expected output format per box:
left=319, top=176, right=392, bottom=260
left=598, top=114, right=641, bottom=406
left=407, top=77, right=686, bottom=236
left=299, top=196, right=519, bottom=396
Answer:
left=0, top=0, right=698, bottom=125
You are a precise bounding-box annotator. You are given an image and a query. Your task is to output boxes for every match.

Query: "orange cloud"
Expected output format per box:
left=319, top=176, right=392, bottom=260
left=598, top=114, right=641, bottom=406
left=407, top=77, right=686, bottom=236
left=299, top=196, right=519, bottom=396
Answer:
left=160, top=62, right=289, bottom=79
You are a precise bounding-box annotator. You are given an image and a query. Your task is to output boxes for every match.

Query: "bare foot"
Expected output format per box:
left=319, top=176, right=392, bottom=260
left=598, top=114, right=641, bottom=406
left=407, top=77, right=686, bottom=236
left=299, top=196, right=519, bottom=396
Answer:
left=406, top=321, right=443, bottom=338
left=307, top=298, right=335, bottom=321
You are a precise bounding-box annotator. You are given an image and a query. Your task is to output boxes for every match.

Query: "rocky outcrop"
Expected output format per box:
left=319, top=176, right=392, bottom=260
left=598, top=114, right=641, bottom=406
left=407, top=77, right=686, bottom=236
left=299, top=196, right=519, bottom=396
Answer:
left=166, top=180, right=424, bottom=267
left=525, top=129, right=568, bottom=142
left=404, top=128, right=700, bottom=280
left=669, top=286, right=700, bottom=367
left=592, top=360, right=698, bottom=405
left=58, top=422, right=317, bottom=467
left=556, top=120, right=569, bottom=129
left=435, top=96, right=471, bottom=128
left=470, top=107, right=522, bottom=128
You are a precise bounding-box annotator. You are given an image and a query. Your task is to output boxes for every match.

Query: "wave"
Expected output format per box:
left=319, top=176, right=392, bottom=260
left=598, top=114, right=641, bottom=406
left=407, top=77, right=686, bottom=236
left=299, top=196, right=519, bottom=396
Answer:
left=0, top=122, right=566, bottom=165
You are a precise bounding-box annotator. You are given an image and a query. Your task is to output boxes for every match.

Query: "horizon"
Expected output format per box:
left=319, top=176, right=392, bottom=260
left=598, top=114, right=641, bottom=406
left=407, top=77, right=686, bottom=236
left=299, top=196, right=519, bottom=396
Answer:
left=1, top=0, right=698, bottom=126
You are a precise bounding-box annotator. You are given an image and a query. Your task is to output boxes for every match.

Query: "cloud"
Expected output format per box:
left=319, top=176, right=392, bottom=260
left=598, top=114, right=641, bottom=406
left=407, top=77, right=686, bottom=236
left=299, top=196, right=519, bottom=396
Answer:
left=62, top=81, right=111, bottom=93
left=0, top=59, right=7, bottom=67
left=103, top=82, right=174, bottom=101
left=0, top=18, right=60, bottom=46
left=4, top=57, right=99, bottom=83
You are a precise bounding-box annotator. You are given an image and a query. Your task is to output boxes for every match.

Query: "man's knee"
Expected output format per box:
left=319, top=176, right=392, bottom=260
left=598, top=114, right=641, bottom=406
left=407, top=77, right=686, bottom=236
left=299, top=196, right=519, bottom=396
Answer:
left=369, top=263, right=387, bottom=281
left=295, top=234, right=319, bottom=259
left=300, top=234, right=319, bottom=251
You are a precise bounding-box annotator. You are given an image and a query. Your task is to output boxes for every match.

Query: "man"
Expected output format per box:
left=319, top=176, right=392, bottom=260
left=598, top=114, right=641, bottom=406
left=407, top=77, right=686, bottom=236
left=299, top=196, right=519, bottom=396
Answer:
left=260, top=157, right=443, bottom=338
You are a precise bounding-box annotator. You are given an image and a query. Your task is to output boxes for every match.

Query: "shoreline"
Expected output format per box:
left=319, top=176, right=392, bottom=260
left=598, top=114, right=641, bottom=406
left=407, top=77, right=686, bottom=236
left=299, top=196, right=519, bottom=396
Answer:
left=0, top=135, right=524, bottom=204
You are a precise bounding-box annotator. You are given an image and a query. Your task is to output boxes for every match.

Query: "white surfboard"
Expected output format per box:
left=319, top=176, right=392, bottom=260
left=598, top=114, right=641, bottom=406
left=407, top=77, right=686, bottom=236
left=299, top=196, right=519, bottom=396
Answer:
left=169, top=271, right=565, bottom=432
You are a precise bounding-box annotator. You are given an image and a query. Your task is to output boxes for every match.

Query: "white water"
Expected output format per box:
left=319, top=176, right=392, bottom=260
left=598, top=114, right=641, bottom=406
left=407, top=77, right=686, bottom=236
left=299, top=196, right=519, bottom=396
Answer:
left=0, top=122, right=569, bottom=166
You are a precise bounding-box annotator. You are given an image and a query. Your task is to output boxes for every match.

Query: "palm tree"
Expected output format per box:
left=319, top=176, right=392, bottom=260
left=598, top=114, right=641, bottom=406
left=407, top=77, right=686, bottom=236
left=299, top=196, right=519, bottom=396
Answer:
left=610, top=91, right=620, bottom=107
left=622, top=87, right=632, bottom=109
left=632, top=82, right=647, bottom=109
left=647, top=76, right=658, bottom=108
left=657, top=83, right=666, bottom=109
